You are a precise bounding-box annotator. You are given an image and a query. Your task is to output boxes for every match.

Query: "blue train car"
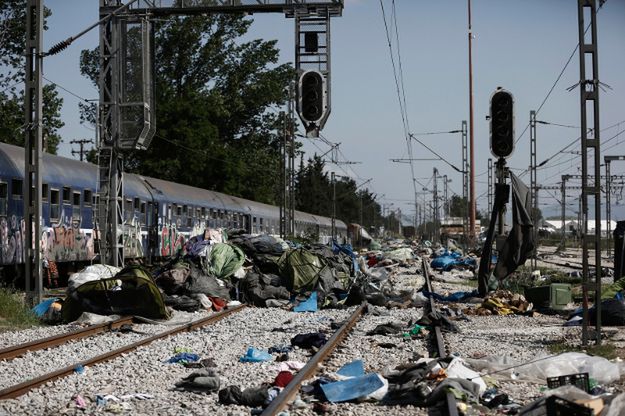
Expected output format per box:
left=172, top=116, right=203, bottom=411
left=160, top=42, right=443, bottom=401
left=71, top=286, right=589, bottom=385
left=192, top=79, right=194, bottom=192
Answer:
left=0, top=142, right=348, bottom=280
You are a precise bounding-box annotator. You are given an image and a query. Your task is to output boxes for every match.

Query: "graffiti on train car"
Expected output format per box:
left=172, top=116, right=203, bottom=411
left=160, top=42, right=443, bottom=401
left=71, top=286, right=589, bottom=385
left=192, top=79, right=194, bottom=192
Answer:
left=160, top=222, right=185, bottom=257
left=0, top=215, right=24, bottom=264
left=41, top=212, right=95, bottom=262
left=0, top=213, right=96, bottom=265
left=123, top=216, right=144, bottom=258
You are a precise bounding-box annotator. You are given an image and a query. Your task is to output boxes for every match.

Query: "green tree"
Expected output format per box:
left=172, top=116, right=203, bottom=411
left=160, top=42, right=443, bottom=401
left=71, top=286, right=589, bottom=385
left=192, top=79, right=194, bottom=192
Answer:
left=80, top=14, right=293, bottom=203
left=0, top=1, right=64, bottom=153
left=448, top=195, right=469, bottom=218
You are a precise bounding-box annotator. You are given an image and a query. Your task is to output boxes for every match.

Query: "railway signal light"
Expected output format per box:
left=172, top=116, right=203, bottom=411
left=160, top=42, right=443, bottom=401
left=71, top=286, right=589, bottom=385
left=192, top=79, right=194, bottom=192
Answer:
left=299, top=70, right=325, bottom=123
left=489, top=88, right=515, bottom=159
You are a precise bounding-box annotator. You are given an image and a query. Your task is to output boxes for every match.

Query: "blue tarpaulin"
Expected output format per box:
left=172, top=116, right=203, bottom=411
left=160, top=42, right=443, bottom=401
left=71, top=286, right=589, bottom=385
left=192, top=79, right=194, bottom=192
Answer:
left=293, top=291, right=318, bottom=312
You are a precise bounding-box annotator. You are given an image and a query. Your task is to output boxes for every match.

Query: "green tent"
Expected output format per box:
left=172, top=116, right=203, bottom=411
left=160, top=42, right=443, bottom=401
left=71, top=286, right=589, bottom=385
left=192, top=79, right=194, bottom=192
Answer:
left=62, top=265, right=169, bottom=322
left=278, top=248, right=331, bottom=292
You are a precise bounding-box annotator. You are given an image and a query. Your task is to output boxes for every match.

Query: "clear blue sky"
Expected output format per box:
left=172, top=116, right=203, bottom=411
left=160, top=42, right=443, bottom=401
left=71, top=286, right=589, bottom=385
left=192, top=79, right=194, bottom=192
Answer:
left=43, top=0, right=625, bottom=219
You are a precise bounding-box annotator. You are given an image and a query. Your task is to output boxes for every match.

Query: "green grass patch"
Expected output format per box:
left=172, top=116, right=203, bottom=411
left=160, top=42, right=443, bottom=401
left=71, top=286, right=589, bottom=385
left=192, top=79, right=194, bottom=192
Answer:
left=0, top=287, right=40, bottom=330
left=546, top=340, right=618, bottom=360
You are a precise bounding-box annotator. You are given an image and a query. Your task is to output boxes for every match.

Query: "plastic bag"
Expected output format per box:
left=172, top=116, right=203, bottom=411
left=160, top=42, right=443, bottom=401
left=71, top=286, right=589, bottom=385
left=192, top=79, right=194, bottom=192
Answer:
left=466, top=352, right=621, bottom=384
left=239, top=347, right=272, bottom=363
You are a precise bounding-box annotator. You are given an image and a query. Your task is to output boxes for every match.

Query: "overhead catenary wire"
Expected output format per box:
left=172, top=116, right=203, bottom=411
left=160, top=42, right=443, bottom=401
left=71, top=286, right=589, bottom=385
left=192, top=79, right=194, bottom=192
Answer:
left=513, top=1, right=606, bottom=147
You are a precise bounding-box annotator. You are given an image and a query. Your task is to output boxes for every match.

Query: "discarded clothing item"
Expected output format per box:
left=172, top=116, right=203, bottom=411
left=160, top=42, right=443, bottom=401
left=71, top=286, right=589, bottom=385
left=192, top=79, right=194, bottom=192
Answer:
left=445, top=357, right=487, bottom=394
left=494, top=172, right=535, bottom=279
left=274, top=371, right=294, bottom=387
left=386, top=247, right=415, bottom=262
left=239, top=270, right=290, bottom=307
left=184, top=358, right=217, bottom=369
left=402, top=324, right=425, bottom=338
left=426, top=377, right=480, bottom=406
left=184, top=263, right=231, bottom=300
left=422, top=290, right=479, bottom=303
left=602, top=276, right=625, bottom=300
left=163, top=294, right=201, bottom=312
left=589, top=298, right=625, bottom=326
left=175, top=368, right=221, bottom=393
left=268, top=345, right=293, bottom=354
left=240, top=347, right=272, bottom=363
left=417, top=311, right=459, bottom=333
left=168, top=352, right=200, bottom=364
left=218, top=384, right=270, bottom=407
left=366, top=323, right=404, bottom=336
left=293, top=291, right=318, bottom=312
left=155, top=261, right=190, bottom=294
left=272, top=361, right=306, bottom=373
left=382, top=380, right=431, bottom=406
left=32, top=298, right=61, bottom=318
left=321, top=373, right=385, bottom=403
left=291, top=332, right=328, bottom=349
left=69, top=312, right=122, bottom=326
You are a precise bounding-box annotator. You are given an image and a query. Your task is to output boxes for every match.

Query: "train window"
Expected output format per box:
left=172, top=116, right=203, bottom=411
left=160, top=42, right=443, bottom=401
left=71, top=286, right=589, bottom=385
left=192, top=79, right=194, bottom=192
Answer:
left=140, top=202, right=147, bottom=224
left=72, top=192, right=81, bottom=219
left=62, top=187, right=71, bottom=203
left=196, top=207, right=201, bottom=219
left=0, top=183, right=7, bottom=216
left=219, top=210, right=224, bottom=219
left=201, top=207, right=206, bottom=219
left=176, top=205, right=182, bottom=216
left=50, top=189, right=60, bottom=220
left=125, top=199, right=133, bottom=220
left=183, top=205, right=188, bottom=215
left=11, top=179, right=23, bottom=199
left=253, top=216, right=257, bottom=223
left=42, top=184, right=48, bottom=201
left=134, top=198, right=140, bottom=210
left=83, top=189, right=92, bottom=206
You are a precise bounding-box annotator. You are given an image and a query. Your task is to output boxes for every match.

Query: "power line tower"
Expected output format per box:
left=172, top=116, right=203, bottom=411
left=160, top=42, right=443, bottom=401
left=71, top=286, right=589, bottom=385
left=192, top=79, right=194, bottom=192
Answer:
left=96, top=0, right=344, bottom=267
left=71, top=139, right=94, bottom=161
left=577, top=0, right=602, bottom=346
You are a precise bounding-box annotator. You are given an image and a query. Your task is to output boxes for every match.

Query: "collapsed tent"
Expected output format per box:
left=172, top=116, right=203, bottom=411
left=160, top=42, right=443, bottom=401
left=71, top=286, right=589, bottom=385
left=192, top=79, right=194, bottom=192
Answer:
left=278, top=248, right=333, bottom=292
left=63, top=265, right=169, bottom=322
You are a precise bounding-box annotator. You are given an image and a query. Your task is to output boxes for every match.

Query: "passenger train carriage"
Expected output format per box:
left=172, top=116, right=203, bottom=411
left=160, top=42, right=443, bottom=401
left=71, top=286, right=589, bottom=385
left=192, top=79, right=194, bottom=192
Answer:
left=0, top=142, right=347, bottom=278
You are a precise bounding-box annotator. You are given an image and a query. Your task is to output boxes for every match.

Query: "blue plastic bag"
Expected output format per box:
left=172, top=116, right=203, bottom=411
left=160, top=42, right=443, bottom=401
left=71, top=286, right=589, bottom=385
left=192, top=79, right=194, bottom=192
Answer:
left=239, top=347, right=272, bottom=363
left=294, top=292, right=318, bottom=312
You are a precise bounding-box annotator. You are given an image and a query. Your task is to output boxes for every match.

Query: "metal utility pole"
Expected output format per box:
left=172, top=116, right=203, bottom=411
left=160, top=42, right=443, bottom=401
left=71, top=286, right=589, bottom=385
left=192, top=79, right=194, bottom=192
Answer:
left=331, top=171, right=336, bottom=241
left=604, top=156, right=625, bottom=257
left=280, top=85, right=296, bottom=239
left=467, top=0, right=477, bottom=244
left=530, top=110, right=538, bottom=270
left=24, top=0, right=44, bottom=304
left=488, top=158, right=494, bottom=214
left=71, top=139, right=93, bottom=161
left=496, top=159, right=507, bottom=236
left=433, top=168, right=440, bottom=243
left=577, top=0, right=602, bottom=346
left=561, top=175, right=569, bottom=249
left=443, top=174, right=449, bottom=219
left=462, top=120, right=469, bottom=246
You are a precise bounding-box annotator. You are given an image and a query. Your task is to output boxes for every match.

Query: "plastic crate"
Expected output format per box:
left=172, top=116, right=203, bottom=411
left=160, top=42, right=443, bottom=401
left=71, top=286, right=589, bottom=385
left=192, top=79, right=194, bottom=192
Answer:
left=546, top=372, right=590, bottom=393
left=524, top=283, right=572, bottom=310
left=545, top=395, right=593, bottom=416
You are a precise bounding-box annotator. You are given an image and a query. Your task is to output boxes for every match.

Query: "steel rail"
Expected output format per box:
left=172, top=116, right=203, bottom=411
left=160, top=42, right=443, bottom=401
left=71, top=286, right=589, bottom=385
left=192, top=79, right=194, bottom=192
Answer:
left=261, top=303, right=367, bottom=416
left=0, top=316, right=134, bottom=361
left=0, top=304, right=245, bottom=400
left=421, top=258, right=459, bottom=416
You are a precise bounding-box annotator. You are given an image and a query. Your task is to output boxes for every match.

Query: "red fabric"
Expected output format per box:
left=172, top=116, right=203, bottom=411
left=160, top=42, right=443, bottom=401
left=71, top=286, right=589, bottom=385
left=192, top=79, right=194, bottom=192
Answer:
left=209, top=297, right=226, bottom=312
left=367, top=256, right=378, bottom=267
left=274, top=371, right=294, bottom=387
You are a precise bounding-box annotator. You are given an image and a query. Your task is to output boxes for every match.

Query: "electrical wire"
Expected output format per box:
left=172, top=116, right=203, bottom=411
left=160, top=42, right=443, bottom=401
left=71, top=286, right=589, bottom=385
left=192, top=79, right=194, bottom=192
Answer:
left=513, top=1, right=606, bottom=146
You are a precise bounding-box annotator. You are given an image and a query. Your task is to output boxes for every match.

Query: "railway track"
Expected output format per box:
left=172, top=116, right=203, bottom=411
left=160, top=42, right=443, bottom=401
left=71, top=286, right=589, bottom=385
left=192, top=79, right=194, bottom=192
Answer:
left=0, top=256, right=459, bottom=415
left=0, top=316, right=134, bottom=361
left=0, top=305, right=245, bottom=400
